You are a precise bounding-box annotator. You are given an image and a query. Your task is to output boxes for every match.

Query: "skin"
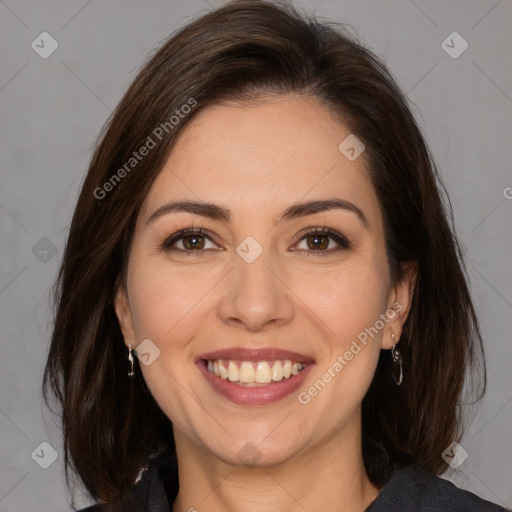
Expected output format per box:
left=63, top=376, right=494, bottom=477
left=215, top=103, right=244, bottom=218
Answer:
left=114, top=93, right=416, bottom=512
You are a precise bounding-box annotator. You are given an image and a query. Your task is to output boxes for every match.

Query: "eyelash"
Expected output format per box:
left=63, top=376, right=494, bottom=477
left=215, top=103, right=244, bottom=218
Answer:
left=159, top=226, right=351, bottom=256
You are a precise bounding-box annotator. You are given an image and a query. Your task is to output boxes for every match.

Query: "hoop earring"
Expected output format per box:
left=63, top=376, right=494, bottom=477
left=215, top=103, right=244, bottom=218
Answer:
left=128, top=344, right=135, bottom=377
left=391, top=333, right=403, bottom=386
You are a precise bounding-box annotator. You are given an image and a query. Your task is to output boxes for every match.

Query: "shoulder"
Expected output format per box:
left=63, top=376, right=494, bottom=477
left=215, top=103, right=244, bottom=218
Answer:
left=414, top=466, right=509, bottom=511
left=366, top=464, right=510, bottom=512
left=73, top=450, right=178, bottom=512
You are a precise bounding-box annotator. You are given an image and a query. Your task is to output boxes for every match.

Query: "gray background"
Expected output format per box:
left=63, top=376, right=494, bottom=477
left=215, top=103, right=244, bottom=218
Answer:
left=1, top=0, right=511, bottom=510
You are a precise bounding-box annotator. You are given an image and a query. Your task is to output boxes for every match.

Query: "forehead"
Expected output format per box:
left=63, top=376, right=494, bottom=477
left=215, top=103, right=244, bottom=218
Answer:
left=139, top=94, right=381, bottom=229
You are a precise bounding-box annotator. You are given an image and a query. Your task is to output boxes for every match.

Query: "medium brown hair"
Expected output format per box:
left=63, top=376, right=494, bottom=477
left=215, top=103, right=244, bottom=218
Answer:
left=43, top=0, right=485, bottom=508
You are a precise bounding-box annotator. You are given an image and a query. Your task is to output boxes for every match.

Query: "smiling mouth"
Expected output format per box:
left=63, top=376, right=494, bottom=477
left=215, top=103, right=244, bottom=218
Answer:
left=204, top=359, right=307, bottom=387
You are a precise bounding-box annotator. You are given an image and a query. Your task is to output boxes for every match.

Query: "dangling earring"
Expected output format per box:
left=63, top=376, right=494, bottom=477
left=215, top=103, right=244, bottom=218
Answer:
left=391, top=333, right=403, bottom=386
left=128, top=344, right=135, bottom=377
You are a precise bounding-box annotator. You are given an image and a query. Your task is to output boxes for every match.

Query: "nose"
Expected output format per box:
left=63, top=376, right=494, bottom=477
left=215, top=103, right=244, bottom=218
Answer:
left=217, top=249, right=295, bottom=332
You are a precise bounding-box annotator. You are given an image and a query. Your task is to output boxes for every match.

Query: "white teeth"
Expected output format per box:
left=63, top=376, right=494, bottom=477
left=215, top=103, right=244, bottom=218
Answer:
left=283, top=360, right=292, bottom=378
left=239, top=361, right=255, bottom=383
left=255, top=361, right=272, bottom=383
left=271, top=361, right=283, bottom=381
left=219, top=359, right=228, bottom=379
left=206, top=359, right=305, bottom=384
left=227, top=361, right=239, bottom=382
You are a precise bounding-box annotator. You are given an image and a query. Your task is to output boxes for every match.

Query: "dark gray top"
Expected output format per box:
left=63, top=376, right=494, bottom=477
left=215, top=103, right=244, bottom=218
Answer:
left=363, top=463, right=509, bottom=512
left=78, top=452, right=510, bottom=511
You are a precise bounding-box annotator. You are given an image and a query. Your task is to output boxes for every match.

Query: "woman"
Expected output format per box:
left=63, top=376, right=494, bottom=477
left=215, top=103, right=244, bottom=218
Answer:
left=43, top=1, right=510, bottom=511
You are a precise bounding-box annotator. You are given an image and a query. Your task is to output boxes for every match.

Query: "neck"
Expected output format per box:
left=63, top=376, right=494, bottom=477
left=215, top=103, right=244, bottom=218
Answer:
left=171, top=418, right=379, bottom=512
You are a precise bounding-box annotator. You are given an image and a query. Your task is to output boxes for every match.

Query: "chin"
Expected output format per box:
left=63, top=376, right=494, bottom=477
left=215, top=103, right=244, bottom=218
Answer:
left=198, top=428, right=305, bottom=468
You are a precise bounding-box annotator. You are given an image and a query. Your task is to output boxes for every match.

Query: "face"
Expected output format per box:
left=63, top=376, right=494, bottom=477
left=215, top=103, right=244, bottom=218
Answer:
left=115, top=94, right=415, bottom=467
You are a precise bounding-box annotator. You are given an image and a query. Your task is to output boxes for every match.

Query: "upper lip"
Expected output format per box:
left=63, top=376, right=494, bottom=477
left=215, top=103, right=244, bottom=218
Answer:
left=197, top=347, right=315, bottom=364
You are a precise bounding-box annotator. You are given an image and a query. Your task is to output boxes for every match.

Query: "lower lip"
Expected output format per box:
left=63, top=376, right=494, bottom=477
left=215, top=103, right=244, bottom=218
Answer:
left=197, top=360, right=314, bottom=406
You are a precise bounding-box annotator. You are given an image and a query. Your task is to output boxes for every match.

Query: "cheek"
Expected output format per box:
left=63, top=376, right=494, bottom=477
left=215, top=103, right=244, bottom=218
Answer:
left=292, top=257, right=389, bottom=338
left=127, top=253, right=217, bottom=346
left=125, top=256, right=213, bottom=426
left=294, top=259, right=388, bottom=390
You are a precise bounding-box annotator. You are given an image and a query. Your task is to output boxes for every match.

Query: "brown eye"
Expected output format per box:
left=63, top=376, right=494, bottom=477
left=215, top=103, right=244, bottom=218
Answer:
left=294, top=227, right=351, bottom=254
left=305, top=233, right=330, bottom=251
left=181, top=233, right=206, bottom=250
left=161, top=228, right=219, bottom=254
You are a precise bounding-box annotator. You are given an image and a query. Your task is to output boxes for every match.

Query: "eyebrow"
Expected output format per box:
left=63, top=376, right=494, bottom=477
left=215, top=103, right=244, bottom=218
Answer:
left=146, top=198, right=369, bottom=229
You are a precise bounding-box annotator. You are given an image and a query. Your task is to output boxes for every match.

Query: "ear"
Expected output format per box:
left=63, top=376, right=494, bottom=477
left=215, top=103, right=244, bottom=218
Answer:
left=381, top=261, right=417, bottom=350
left=114, top=283, right=136, bottom=348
